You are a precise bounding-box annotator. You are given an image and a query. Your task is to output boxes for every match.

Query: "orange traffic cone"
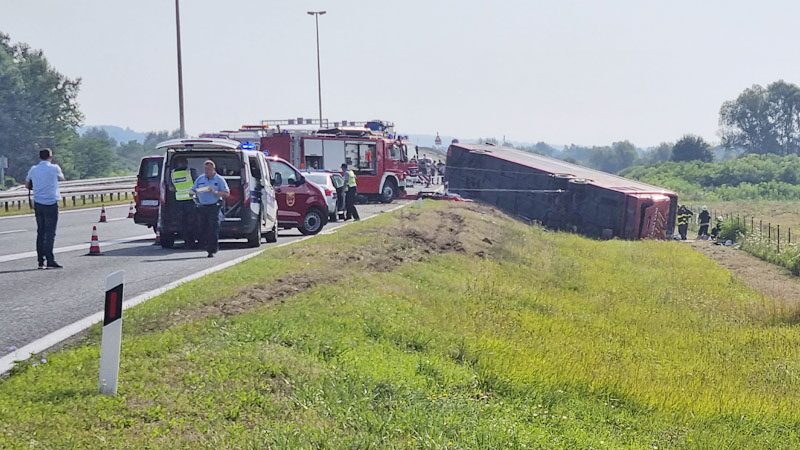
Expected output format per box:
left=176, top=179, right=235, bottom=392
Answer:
left=98, top=205, right=107, bottom=223
left=127, top=202, right=135, bottom=219
left=87, top=226, right=101, bottom=255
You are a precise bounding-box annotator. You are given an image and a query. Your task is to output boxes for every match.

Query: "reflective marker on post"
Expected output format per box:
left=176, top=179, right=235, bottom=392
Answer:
left=99, top=271, right=124, bottom=395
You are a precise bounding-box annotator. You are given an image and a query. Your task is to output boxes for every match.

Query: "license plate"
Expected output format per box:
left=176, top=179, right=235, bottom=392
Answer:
left=141, top=200, right=159, bottom=206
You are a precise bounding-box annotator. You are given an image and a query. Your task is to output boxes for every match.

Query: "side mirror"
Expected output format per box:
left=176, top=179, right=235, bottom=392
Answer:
left=271, top=173, right=282, bottom=186
left=294, top=175, right=305, bottom=186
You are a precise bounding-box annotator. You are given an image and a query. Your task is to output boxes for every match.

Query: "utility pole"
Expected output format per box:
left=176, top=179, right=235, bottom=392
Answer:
left=175, top=0, right=186, bottom=138
left=307, top=11, right=326, bottom=128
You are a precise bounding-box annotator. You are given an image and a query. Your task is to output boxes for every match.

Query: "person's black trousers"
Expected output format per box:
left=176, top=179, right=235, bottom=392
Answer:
left=346, top=187, right=360, bottom=221
left=678, top=223, right=688, bottom=240
left=198, top=204, right=221, bottom=253
left=698, top=224, right=709, bottom=237
left=176, top=200, right=198, bottom=245
left=34, top=202, right=59, bottom=264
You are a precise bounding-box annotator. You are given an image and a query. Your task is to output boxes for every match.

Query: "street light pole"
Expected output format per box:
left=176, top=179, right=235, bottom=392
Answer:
left=175, top=0, right=186, bottom=138
left=307, top=11, right=326, bottom=127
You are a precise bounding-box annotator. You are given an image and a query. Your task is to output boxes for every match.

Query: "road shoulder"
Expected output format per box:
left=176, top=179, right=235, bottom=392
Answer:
left=690, top=240, right=800, bottom=308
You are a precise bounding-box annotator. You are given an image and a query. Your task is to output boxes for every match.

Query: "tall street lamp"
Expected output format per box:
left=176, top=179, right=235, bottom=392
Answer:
left=175, top=0, right=186, bottom=138
left=307, top=11, right=326, bottom=127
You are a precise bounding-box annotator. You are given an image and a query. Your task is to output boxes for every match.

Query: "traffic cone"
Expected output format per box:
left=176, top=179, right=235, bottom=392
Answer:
left=87, top=226, right=101, bottom=255
left=98, top=205, right=107, bottom=223
left=127, top=202, right=135, bottom=219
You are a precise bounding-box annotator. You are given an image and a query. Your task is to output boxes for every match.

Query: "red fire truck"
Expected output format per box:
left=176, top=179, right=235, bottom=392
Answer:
left=216, top=120, right=414, bottom=203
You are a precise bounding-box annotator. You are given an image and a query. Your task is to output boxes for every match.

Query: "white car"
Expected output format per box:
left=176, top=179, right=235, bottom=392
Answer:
left=304, top=171, right=346, bottom=222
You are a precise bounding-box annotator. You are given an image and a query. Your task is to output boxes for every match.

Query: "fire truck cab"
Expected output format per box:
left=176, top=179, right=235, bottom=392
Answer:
left=301, top=129, right=409, bottom=203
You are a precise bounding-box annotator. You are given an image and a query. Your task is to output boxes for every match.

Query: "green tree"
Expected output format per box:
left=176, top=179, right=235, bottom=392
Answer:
left=643, top=142, right=673, bottom=164
left=719, top=80, right=800, bottom=155
left=0, top=32, right=82, bottom=180
left=671, top=135, right=713, bottom=162
left=71, top=128, right=116, bottom=178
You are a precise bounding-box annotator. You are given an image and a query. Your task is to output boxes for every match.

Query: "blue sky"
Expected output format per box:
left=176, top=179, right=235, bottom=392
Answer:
left=4, top=0, right=800, bottom=146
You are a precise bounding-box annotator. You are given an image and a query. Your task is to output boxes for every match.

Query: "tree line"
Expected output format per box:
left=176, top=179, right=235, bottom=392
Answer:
left=0, top=32, right=177, bottom=187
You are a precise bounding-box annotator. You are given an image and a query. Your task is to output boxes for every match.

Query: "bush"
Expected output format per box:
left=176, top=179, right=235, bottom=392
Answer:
left=621, top=154, right=800, bottom=201
left=740, top=231, right=800, bottom=275
left=718, top=220, right=748, bottom=243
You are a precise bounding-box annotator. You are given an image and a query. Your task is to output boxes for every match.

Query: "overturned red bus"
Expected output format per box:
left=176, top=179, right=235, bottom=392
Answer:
left=446, top=143, right=678, bottom=239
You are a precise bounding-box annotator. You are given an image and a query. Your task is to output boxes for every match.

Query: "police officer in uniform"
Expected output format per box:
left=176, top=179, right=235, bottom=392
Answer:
left=341, top=163, right=360, bottom=221
left=170, top=157, right=197, bottom=247
left=191, top=160, right=230, bottom=257
left=676, top=205, right=694, bottom=240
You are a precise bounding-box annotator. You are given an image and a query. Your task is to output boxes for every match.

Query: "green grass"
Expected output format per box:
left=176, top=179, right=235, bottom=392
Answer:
left=3, top=202, right=800, bottom=448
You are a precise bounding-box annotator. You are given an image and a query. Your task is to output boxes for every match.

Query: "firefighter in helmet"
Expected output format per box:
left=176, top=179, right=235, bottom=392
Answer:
left=676, top=205, right=694, bottom=240
left=697, top=206, right=711, bottom=238
left=710, top=216, right=724, bottom=240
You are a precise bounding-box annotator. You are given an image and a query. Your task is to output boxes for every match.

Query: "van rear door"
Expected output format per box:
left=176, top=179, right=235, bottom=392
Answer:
left=134, top=156, right=164, bottom=227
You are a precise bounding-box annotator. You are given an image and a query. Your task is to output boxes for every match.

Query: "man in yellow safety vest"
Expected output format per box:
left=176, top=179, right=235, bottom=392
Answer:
left=170, top=157, right=198, bottom=246
left=341, top=163, right=360, bottom=221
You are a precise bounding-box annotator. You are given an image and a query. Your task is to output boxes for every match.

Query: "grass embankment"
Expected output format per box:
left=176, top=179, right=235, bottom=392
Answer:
left=3, top=202, right=800, bottom=448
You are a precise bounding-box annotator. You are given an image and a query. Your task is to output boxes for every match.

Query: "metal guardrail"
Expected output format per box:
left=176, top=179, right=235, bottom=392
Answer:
left=0, top=176, right=136, bottom=201
left=2, top=189, right=135, bottom=213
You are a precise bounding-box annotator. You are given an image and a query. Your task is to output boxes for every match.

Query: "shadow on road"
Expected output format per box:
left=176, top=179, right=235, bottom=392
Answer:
left=0, top=268, right=43, bottom=275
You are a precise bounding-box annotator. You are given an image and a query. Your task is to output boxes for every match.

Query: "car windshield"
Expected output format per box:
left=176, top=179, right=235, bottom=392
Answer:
left=304, top=173, right=330, bottom=186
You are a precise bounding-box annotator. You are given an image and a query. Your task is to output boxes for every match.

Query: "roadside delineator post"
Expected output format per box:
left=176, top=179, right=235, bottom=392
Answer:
left=99, top=205, right=107, bottom=223
left=99, top=270, right=124, bottom=395
left=127, top=202, right=135, bottom=219
left=87, top=226, right=101, bottom=255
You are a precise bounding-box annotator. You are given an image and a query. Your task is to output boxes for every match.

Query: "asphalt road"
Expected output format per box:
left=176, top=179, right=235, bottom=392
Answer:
left=0, top=201, right=408, bottom=357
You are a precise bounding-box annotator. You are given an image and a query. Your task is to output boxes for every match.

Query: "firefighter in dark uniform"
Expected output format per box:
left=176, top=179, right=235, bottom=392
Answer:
left=710, top=216, right=724, bottom=240
left=697, top=206, right=711, bottom=238
left=676, top=205, right=693, bottom=240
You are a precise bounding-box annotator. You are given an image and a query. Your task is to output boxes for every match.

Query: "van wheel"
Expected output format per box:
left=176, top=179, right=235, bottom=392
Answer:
left=160, top=234, right=176, bottom=249
left=380, top=179, right=397, bottom=203
left=265, top=221, right=278, bottom=243
left=299, top=208, right=324, bottom=235
left=247, top=224, right=261, bottom=247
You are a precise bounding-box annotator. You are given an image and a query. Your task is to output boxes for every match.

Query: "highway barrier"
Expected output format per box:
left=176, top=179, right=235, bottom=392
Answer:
left=1, top=190, right=134, bottom=213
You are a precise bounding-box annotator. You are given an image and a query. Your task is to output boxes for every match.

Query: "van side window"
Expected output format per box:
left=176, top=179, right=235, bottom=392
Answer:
left=140, top=159, right=161, bottom=179
left=248, top=156, right=262, bottom=180
left=268, top=161, right=297, bottom=186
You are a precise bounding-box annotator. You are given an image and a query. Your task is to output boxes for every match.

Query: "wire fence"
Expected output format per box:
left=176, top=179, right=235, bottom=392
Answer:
left=687, top=204, right=793, bottom=252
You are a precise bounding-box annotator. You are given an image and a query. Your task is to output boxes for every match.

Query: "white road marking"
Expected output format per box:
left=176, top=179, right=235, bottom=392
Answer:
left=0, top=229, right=26, bottom=235
left=0, top=202, right=411, bottom=374
left=0, top=234, right=154, bottom=263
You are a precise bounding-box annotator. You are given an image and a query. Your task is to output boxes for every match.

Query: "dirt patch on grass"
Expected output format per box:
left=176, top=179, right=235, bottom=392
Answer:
left=149, top=202, right=511, bottom=330
left=690, top=240, right=800, bottom=310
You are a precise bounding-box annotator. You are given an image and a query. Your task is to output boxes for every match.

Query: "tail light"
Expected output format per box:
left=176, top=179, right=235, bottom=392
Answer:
left=324, top=188, right=333, bottom=196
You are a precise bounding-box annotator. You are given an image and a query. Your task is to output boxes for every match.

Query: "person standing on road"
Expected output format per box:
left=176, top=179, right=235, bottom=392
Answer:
left=676, top=205, right=693, bottom=240
left=191, top=160, right=230, bottom=258
left=25, top=148, right=65, bottom=269
left=341, top=163, right=360, bottom=221
left=169, top=157, right=198, bottom=247
left=697, top=206, right=711, bottom=238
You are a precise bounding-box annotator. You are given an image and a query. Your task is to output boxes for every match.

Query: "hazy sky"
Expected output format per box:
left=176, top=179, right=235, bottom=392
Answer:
left=4, top=0, right=800, bottom=146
